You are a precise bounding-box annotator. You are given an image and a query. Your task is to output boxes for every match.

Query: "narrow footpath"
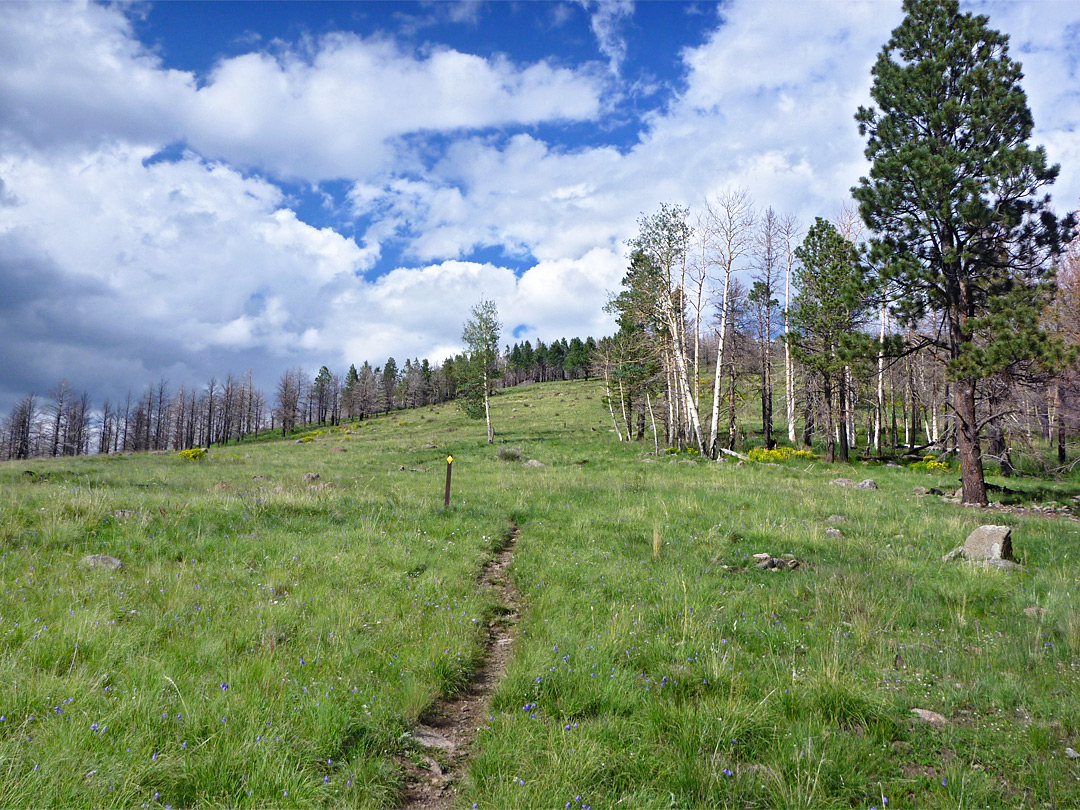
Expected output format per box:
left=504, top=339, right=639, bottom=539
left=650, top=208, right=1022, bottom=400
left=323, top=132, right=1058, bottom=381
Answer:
left=398, top=524, right=522, bottom=810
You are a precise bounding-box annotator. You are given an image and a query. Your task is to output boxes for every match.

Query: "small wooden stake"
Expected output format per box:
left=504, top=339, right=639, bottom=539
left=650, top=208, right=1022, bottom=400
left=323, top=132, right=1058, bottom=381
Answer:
left=444, top=455, right=453, bottom=508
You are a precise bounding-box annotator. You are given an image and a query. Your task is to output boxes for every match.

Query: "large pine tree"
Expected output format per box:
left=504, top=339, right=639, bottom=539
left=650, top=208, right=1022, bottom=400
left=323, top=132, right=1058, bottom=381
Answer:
left=853, top=0, right=1073, bottom=504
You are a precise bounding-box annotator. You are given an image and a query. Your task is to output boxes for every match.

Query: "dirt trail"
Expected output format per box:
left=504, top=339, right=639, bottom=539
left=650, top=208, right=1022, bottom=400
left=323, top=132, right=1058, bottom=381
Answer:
left=398, top=524, right=521, bottom=810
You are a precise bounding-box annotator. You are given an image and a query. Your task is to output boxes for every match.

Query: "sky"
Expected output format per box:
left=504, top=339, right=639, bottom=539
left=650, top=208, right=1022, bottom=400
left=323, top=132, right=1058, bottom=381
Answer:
left=1, top=0, right=1078, bottom=415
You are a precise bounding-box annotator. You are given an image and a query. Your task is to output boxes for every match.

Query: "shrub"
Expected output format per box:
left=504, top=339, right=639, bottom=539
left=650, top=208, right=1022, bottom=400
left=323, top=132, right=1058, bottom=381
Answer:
left=747, top=447, right=817, bottom=463
left=497, top=447, right=524, bottom=462
left=177, top=448, right=207, bottom=461
left=665, top=446, right=701, bottom=456
left=912, top=454, right=951, bottom=472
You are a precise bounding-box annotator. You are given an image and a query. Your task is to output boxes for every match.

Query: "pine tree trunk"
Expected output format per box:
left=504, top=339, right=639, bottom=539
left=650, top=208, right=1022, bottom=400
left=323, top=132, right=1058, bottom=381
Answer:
left=874, top=301, right=886, bottom=453
left=802, top=384, right=814, bottom=449
left=823, top=373, right=835, bottom=463
left=762, top=336, right=774, bottom=449
left=956, top=377, right=988, bottom=505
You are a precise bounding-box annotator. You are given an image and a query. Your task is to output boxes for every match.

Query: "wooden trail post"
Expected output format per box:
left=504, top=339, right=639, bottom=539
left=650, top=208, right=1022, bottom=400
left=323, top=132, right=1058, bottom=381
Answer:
left=444, top=454, right=453, bottom=508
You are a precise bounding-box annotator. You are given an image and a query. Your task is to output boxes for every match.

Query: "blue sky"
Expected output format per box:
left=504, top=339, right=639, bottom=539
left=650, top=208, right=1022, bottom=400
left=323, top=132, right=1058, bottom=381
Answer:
left=0, top=0, right=1078, bottom=414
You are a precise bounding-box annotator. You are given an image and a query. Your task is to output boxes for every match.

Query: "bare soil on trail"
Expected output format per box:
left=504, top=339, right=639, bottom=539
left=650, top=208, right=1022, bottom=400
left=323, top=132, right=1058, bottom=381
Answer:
left=397, top=526, right=521, bottom=810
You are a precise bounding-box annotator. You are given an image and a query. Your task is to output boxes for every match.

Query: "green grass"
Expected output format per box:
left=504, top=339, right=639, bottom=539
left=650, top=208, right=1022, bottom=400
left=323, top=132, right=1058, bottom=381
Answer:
left=2, top=381, right=1080, bottom=809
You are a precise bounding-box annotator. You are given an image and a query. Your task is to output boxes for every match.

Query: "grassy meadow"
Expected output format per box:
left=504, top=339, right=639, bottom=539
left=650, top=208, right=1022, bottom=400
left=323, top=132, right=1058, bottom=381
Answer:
left=2, top=380, right=1080, bottom=809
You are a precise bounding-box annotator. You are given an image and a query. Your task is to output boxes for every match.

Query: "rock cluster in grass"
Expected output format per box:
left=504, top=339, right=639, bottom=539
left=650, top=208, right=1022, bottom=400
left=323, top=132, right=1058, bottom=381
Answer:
left=911, top=708, right=948, bottom=728
left=942, top=525, right=1025, bottom=571
left=523, top=459, right=544, bottom=468
left=830, top=477, right=877, bottom=489
left=752, top=552, right=802, bottom=571
left=82, top=554, right=123, bottom=570
left=913, top=486, right=944, bottom=496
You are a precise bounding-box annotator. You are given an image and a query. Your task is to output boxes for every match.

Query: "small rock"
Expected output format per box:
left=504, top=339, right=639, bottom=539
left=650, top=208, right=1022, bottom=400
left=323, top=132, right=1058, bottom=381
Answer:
left=825, top=527, right=844, bottom=539
left=827, top=514, right=847, bottom=524
left=523, top=459, right=544, bottom=468
left=941, top=546, right=965, bottom=562
left=739, top=763, right=778, bottom=779
left=953, top=488, right=964, bottom=498
left=886, top=461, right=901, bottom=468
left=830, top=477, right=856, bottom=487
left=329, top=446, right=347, bottom=453
left=972, top=558, right=1025, bottom=572
left=83, top=554, right=123, bottom=570
left=963, top=525, right=1013, bottom=561
left=1066, top=747, right=1079, bottom=759
left=294, top=439, right=305, bottom=444
left=302, top=472, right=320, bottom=482
left=1023, top=606, right=1048, bottom=618
left=856, top=478, right=878, bottom=490
left=911, top=708, right=948, bottom=728
left=413, top=726, right=455, bottom=752
left=752, top=553, right=772, bottom=561
left=913, top=486, right=929, bottom=496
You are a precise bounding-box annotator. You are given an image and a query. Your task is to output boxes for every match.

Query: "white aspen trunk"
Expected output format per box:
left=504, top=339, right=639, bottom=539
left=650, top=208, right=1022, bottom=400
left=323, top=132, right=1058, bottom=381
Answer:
left=662, top=292, right=705, bottom=453
left=676, top=346, right=705, bottom=452
left=708, top=267, right=732, bottom=456
left=618, top=378, right=631, bottom=440
left=604, top=372, right=624, bottom=441
left=483, top=369, right=493, bottom=444
left=660, top=369, right=669, bottom=447
left=646, top=391, right=659, bottom=455
left=693, top=315, right=701, bottom=417
left=874, top=301, right=886, bottom=452
left=844, top=366, right=856, bottom=447
left=1047, top=384, right=1056, bottom=443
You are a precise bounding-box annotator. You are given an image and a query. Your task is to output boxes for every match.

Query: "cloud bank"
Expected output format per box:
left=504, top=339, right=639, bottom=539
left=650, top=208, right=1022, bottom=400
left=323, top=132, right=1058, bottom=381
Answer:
left=0, top=0, right=1076, bottom=412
